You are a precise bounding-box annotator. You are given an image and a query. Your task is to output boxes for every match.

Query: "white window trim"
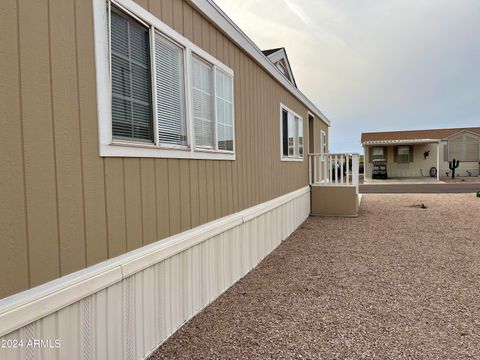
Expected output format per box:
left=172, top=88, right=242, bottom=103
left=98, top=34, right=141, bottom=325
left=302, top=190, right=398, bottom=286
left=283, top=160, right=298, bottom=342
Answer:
left=280, top=103, right=304, bottom=162
left=93, top=0, right=235, bottom=160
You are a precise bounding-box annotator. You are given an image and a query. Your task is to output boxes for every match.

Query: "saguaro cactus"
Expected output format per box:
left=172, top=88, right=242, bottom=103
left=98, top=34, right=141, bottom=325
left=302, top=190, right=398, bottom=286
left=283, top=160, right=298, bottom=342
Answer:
left=449, top=159, right=460, bottom=179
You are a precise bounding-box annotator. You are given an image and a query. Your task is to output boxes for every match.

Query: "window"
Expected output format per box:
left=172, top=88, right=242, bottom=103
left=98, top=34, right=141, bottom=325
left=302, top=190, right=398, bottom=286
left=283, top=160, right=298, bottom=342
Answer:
left=192, top=56, right=215, bottom=148
left=111, top=8, right=153, bottom=142
left=216, top=70, right=234, bottom=151
left=372, top=146, right=385, bottom=160
left=281, top=105, right=304, bottom=160
left=96, top=2, right=235, bottom=159
left=155, top=33, right=187, bottom=146
left=397, top=146, right=410, bottom=163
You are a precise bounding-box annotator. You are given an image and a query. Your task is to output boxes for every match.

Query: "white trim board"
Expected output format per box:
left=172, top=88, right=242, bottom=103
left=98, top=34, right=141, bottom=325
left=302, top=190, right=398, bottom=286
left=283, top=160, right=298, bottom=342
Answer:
left=187, top=0, right=331, bottom=127
left=0, top=186, right=310, bottom=338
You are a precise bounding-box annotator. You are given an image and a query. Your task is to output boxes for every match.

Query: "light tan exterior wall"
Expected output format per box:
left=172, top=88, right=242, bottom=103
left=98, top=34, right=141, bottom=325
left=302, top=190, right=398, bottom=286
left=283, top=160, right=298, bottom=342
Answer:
left=364, top=144, right=439, bottom=179
left=0, top=0, right=328, bottom=298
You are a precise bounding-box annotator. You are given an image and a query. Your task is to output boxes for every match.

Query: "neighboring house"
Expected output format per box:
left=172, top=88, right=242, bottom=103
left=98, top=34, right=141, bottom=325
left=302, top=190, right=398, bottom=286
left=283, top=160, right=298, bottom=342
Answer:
left=0, top=0, right=341, bottom=358
left=362, top=127, right=480, bottom=180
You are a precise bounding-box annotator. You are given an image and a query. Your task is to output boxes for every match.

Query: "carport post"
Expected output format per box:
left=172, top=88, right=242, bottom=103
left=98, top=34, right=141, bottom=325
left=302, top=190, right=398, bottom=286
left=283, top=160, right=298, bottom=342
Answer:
left=437, top=141, right=440, bottom=181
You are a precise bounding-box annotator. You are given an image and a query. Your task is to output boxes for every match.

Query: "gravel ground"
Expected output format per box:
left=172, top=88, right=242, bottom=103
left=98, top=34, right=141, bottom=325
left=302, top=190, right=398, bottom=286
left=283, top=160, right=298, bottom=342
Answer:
left=150, top=194, right=480, bottom=359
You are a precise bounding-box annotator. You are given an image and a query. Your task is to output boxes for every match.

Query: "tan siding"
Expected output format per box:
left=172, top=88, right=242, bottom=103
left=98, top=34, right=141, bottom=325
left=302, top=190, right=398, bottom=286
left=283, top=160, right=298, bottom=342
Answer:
left=1, top=0, right=316, bottom=298
left=105, top=159, right=127, bottom=257
left=50, top=0, right=87, bottom=276
left=0, top=0, right=30, bottom=298
left=76, top=0, right=108, bottom=267
left=18, top=0, right=60, bottom=287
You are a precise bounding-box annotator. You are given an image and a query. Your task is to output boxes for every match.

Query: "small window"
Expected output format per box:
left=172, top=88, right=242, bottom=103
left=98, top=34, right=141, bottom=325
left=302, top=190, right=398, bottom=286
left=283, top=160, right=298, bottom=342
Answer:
left=397, top=146, right=410, bottom=163
left=281, top=105, right=304, bottom=160
left=110, top=8, right=153, bottom=142
left=372, top=146, right=385, bottom=160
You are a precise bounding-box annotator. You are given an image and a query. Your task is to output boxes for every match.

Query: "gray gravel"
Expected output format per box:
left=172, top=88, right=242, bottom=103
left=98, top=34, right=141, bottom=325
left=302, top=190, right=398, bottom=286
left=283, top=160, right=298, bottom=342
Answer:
left=150, top=194, right=480, bottom=359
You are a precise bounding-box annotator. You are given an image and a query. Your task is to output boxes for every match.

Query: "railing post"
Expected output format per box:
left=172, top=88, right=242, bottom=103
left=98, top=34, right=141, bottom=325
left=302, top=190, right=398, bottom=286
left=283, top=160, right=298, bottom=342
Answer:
left=346, top=154, right=350, bottom=185
left=352, top=154, right=359, bottom=194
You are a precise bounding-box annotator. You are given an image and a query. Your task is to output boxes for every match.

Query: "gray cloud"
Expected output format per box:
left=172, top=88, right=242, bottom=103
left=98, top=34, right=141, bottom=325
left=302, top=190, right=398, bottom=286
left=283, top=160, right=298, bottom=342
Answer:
left=215, top=0, right=480, bottom=152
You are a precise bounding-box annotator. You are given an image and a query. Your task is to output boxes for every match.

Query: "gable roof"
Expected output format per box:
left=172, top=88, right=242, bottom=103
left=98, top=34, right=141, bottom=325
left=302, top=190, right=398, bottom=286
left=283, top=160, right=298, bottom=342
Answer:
left=361, top=127, right=480, bottom=144
left=262, top=47, right=297, bottom=87
left=188, top=0, right=331, bottom=125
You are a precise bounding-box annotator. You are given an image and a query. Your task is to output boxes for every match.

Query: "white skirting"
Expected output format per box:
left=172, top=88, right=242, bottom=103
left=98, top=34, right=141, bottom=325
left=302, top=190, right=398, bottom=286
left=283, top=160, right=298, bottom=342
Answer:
left=0, top=186, right=310, bottom=360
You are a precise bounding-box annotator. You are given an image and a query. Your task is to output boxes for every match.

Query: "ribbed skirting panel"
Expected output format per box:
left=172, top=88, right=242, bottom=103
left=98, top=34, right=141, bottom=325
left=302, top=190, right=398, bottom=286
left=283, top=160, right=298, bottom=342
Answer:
left=0, top=188, right=310, bottom=360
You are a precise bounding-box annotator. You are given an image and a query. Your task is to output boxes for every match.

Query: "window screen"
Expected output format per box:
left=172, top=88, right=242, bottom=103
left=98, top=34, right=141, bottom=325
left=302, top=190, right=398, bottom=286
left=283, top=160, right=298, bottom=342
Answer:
left=192, top=56, right=215, bottom=148
left=155, top=33, right=187, bottom=146
left=110, top=8, right=153, bottom=142
left=288, top=113, right=296, bottom=156
left=216, top=70, right=234, bottom=151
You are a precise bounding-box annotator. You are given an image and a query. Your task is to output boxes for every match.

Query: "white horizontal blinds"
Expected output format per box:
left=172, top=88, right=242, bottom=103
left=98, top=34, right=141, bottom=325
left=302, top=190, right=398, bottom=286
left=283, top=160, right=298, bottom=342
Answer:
left=216, top=70, right=234, bottom=151
left=298, top=117, right=304, bottom=156
left=155, top=33, right=187, bottom=146
left=110, top=8, right=153, bottom=142
left=192, top=56, right=215, bottom=148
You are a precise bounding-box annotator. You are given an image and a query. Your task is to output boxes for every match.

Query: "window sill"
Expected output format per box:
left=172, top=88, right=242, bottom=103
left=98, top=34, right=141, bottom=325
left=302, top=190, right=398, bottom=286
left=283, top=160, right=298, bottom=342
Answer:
left=100, top=143, right=235, bottom=160
left=281, top=157, right=304, bottom=162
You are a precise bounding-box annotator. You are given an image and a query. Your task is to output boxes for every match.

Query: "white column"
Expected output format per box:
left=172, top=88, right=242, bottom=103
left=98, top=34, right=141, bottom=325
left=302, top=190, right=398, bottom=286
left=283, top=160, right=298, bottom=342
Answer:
left=437, top=141, right=440, bottom=181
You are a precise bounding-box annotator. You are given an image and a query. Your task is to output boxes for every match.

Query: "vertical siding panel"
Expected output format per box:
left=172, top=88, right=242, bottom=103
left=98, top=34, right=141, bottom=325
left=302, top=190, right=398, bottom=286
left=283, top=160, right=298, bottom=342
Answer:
left=203, top=18, right=211, bottom=53
left=172, top=0, right=183, bottom=34
left=230, top=43, right=239, bottom=213
left=179, top=160, right=191, bottom=232
left=134, top=0, right=148, bottom=10
left=240, top=53, right=249, bottom=208
left=189, top=161, right=200, bottom=228
left=50, top=0, right=86, bottom=276
left=213, top=161, right=222, bottom=219
left=161, top=0, right=173, bottom=28
left=168, top=159, right=181, bottom=235
left=192, top=9, right=202, bottom=47
left=18, top=0, right=60, bottom=287
left=0, top=0, right=29, bottom=297
left=197, top=160, right=208, bottom=225
left=104, top=159, right=127, bottom=257
left=124, top=159, right=143, bottom=251
left=155, top=159, right=170, bottom=240
left=107, top=283, right=123, bottom=360
left=95, top=289, right=108, bottom=360
left=141, top=159, right=157, bottom=244
left=234, top=48, right=244, bottom=211
left=205, top=161, right=215, bottom=222
left=75, top=0, right=108, bottom=267
left=182, top=2, right=193, bottom=41
left=148, top=0, right=162, bottom=18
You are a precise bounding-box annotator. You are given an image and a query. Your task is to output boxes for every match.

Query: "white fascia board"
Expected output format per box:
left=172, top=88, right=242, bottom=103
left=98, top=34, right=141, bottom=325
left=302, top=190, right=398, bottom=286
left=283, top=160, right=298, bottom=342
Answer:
left=187, top=0, right=331, bottom=127
left=0, top=186, right=310, bottom=337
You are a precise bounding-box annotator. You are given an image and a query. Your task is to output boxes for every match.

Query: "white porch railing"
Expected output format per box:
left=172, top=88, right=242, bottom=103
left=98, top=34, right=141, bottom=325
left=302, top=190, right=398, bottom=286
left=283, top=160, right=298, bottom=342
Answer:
left=309, top=153, right=360, bottom=193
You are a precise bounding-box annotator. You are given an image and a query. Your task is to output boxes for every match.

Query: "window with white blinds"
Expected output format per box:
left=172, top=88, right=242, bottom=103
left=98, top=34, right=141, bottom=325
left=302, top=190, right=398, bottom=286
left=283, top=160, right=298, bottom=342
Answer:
left=155, top=33, right=187, bottom=146
left=281, top=105, right=304, bottom=160
left=104, top=4, right=235, bottom=159
left=111, top=8, right=153, bottom=142
left=216, top=70, right=234, bottom=151
left=192, top=56, right=215, bottom=148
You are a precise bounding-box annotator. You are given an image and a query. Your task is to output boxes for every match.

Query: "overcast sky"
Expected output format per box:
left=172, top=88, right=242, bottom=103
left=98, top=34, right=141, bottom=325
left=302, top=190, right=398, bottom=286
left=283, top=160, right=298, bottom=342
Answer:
left=215, top=0, right=480, bottom=152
